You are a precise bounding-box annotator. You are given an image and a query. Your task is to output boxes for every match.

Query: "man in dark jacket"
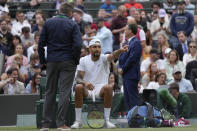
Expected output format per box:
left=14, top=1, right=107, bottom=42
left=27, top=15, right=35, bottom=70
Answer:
left=168, top=82, right=192, bottom=118
left=119, top=24, right=142, bottom=111
left=169, top=0, right=193, bottom=49
left=157, top=82, right=192, bottom=119
left=38, top=2, right=82, bottom=131
left=186, top=54, right=197, bottom=91
left=175, top=31, right=191, bottom=60
left=170, top=0, right=194, bottom=37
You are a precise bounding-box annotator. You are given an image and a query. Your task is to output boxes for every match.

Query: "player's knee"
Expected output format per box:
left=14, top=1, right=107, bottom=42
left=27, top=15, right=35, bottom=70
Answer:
left=75, top=84, right=84, bottom=92
left=103, top=85, right=113, bottom=92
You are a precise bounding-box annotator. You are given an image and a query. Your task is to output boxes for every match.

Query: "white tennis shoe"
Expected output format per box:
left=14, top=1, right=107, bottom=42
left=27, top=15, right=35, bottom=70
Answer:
left=105, top=120, right=116, bottom=128
left=71, top=121, right=82, bottom=129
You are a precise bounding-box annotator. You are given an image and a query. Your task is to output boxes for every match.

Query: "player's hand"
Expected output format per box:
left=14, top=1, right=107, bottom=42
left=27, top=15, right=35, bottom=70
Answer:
left=120, top=45, right=128, bottom=53
left=85, top=82, right=94, bottom=90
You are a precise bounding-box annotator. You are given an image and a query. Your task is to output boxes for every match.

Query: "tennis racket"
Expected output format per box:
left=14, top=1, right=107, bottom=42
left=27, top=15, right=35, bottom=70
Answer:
left=87, top=90, right=105, bottom=129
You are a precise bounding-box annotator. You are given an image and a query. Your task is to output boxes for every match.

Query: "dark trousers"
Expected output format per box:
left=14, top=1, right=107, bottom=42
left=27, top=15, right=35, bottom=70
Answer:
left=195, top=80, right=197, bottom=92
left=42, top=60, right=76, bottom=127
left=123, top=79, right=139, bottom=111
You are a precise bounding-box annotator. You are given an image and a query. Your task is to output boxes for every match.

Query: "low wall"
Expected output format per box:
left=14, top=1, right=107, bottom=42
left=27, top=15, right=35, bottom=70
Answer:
left=0, top=92, right=196, bottom=126
left=0, top=94, right=39, bottom=126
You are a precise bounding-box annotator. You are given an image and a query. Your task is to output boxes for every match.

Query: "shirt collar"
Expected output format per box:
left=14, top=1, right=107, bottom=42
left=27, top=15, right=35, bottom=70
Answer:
left=182, top=40, right=187, bottom=45
left=127, top=36, right=135, bottom=42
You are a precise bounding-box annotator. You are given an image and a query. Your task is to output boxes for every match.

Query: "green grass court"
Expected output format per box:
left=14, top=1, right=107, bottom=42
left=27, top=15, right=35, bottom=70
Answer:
left=0, top=125, right=197, bottom=131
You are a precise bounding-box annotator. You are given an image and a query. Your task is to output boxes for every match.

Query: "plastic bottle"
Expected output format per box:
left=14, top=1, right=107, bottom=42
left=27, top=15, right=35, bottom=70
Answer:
left=122, top=112, right=128, bottom=128
left=116, top=112, right=123, bottom=128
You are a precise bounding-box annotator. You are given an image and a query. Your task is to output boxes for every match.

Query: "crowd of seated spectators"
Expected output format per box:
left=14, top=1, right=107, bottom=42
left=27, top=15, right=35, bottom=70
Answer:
left=0, top=0, right=197, bottom=98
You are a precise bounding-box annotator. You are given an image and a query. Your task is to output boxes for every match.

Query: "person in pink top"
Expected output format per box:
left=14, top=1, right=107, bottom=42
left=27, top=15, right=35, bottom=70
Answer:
left=6, top=44, right=28, bottom=70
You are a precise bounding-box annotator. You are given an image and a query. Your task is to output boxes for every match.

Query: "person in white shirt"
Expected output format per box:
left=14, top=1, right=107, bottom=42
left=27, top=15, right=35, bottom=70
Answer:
left=146, top=73, right=167, bottom=90
left=185, top=0, right=195, bottom=15
left=164, top=50, right=185, bottom=83
left=168, top=67, right=194, bottom=93
left=73, top=7, right=93, bottom=24
left=150, top=9, right=170, bottom=48
left=183, top=41, right=197, bottom=66
left=20, top=26, right=34, bottom=49
left=163, top=0, right=176, bottom=15
left=71, top=38, right=128, bottom=129
left=140, top=48, right=165, bottom=76
left=191, top=14, right=197, bottom=42
left=94, top=18, right=113, bottom=54
left=11, top=11, right=31, bottom=36
left=0, top=0, right=9, bottom=19
left=27, top=31, right=39, bottom=61
left=0, top=67, right=25, bottom=95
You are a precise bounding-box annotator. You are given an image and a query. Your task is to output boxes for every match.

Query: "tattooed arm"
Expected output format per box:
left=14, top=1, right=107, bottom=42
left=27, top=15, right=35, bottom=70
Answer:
left=76, top=70, right=94, bottom=90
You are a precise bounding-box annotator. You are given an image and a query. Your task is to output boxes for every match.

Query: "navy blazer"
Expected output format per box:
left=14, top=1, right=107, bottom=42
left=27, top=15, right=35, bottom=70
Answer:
left=119, top=36, right=142, bottom=80
left=174, top=40, right=191, bottom=61
left=38, top=15, right=82, bottom=65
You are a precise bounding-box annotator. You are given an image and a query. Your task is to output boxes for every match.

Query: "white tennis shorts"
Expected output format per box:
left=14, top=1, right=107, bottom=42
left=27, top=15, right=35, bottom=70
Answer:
left=87, top=84, right=105, bottom=99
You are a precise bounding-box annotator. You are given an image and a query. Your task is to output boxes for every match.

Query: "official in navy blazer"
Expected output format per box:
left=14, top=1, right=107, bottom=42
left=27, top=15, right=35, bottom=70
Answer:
left=38, top=2, right=82, bottom=130
left=119, top=24, right=142, bottom=111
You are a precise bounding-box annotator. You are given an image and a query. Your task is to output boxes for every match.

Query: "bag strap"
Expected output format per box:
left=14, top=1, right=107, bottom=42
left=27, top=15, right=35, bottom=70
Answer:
left=131, top=106, right=139, bottom=118
left=146, top=103, right=154, bottom=120
left=146, top=103, right=155, bottom=126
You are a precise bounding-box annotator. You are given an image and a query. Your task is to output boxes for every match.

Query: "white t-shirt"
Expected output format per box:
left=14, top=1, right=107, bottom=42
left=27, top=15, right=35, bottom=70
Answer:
left=146, top=82, right=160, bottom=90
left=27, top=45, right=35, bottom=62
left=139, top=29, right=146, bottom=41
left=77, top=54, right=110, bottom=86
left=11, top=20, right=31, bottom=36
left=183, top=53, right=196, bottom=67
left=140, top=58, right=165, bottom=72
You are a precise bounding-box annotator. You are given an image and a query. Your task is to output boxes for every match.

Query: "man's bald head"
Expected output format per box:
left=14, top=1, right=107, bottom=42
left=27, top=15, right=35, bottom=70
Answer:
left=127, top=17, right=137, bottom=24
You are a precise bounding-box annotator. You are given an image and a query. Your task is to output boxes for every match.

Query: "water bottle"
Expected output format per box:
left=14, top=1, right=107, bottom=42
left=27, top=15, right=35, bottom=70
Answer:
left=115, top=112, right=123, bottom=128
left=122, top=112, right=128, bottom=128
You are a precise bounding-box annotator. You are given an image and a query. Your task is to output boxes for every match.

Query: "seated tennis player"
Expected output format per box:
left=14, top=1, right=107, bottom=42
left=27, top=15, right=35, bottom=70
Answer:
left=71, top=38, right=128, bottom=129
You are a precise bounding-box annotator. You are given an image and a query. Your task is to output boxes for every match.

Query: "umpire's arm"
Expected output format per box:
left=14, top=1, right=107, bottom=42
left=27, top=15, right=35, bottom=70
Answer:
left=72, top=23, right=82, bottom=65
left=38, top=23, right=47, bottom=65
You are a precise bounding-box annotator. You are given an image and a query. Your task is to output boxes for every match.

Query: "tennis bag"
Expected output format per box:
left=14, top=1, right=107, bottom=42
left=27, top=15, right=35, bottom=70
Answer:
left=127, top=102, right=163, bottom=128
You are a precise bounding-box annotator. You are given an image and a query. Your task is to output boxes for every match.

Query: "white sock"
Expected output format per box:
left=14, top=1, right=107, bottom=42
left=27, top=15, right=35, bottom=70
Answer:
left=104, top=108, right=111, bottom=121
left=75, top=108, right=82, bottom=122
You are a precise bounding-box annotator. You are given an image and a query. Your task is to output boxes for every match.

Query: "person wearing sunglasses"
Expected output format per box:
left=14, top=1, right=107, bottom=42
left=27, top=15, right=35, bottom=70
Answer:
left=183, top=42, right=197, bottom=66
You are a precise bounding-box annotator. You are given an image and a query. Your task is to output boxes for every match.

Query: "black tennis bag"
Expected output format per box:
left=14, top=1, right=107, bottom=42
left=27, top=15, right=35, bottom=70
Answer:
left=127, top=102, right=163, bottom=128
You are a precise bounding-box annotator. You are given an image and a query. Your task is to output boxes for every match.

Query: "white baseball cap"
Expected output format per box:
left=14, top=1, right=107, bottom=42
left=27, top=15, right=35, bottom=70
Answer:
left=158, top=9, right=166, bottom=18
left=165, top=48, right=172, bottom=54
left=89, top=38, right=101, bottom=47
left=173, top=67, right=181, bottom=74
